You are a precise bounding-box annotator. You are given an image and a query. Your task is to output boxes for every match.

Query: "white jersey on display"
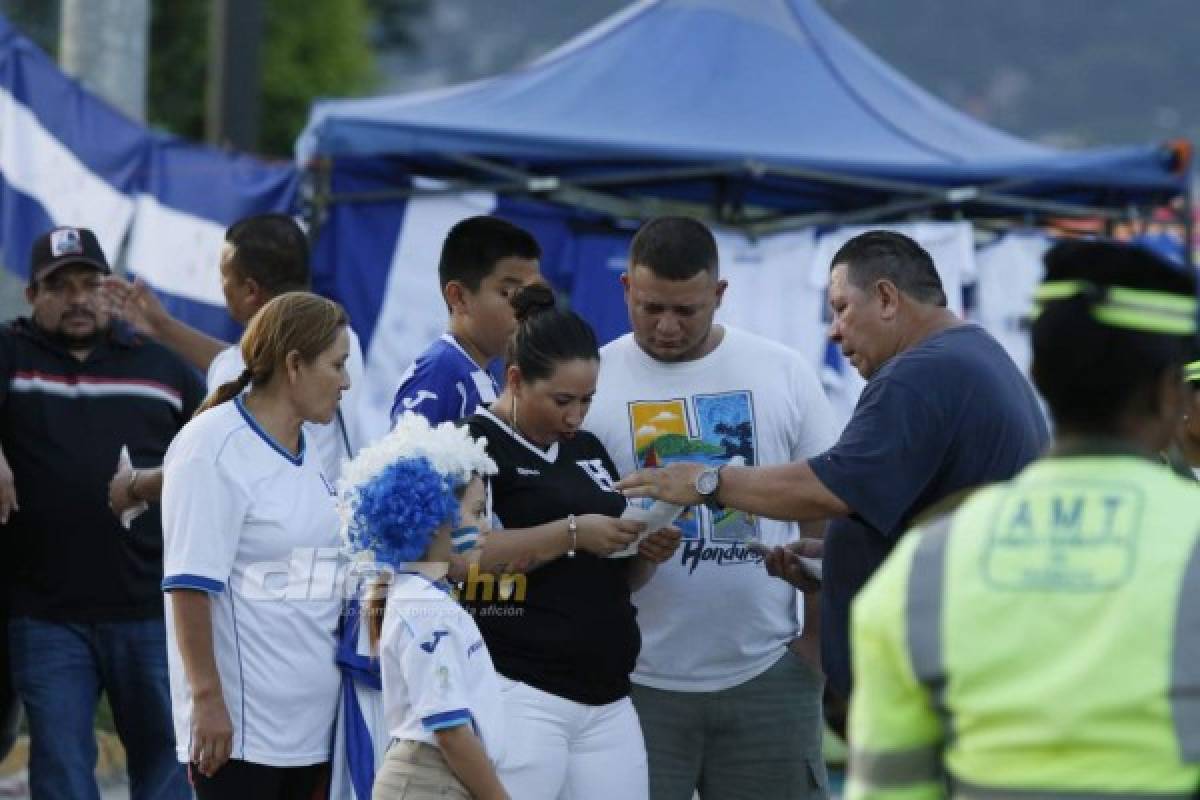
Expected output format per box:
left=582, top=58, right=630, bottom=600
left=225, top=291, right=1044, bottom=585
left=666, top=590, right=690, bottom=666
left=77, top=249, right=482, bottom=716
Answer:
left=379, top=573, right=506, bottom=764
left=207, top=326, right=366, bottom=481
left=161, top=398, right=342, bottom=767
left=586, top=326, right=837, bottom=692
left=971, top=230, right=1052, bottom=376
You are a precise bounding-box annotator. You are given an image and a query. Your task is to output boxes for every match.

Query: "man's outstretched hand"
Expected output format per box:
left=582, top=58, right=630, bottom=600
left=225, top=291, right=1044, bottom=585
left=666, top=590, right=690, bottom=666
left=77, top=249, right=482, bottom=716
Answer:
left=616, top=463, right=705, bottom=506
left=764, top=538, right=823, bottom=593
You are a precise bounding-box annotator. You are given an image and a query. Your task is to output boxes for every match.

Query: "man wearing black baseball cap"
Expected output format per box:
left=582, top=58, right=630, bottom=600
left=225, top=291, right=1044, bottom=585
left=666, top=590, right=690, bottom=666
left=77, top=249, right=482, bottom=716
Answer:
left=0, top=226, right=202, bottom=798
left=24, top=226, right=113, bottom=351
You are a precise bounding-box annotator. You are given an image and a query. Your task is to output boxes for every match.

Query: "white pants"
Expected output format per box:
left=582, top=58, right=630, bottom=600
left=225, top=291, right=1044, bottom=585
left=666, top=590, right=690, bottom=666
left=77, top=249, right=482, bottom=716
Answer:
left=498, top=679, right=648, bottom=800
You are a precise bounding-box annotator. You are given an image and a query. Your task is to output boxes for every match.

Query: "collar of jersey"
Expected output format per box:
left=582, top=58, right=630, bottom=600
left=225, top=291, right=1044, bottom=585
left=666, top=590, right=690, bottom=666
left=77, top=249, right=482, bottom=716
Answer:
left=441, top=333, right=487, bottom=372
left=235, top=394, right=306, bottom=467
left=478, top=406, right=560, bottom=463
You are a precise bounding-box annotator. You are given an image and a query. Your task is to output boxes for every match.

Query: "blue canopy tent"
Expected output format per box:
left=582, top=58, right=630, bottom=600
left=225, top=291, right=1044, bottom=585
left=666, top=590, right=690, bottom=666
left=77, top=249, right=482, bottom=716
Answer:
left=297, top=0, right=1190, bottom=234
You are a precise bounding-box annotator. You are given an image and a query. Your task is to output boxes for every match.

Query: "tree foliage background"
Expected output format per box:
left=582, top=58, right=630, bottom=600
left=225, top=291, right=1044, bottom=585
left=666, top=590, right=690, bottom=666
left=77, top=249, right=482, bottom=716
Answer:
left=0, top=0, right=426, bottom=156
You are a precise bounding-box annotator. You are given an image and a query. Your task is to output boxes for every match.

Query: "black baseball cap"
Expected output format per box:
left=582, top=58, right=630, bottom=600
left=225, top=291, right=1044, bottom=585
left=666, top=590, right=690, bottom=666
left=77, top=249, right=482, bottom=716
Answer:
left=29, top=226, right=111, bottom=284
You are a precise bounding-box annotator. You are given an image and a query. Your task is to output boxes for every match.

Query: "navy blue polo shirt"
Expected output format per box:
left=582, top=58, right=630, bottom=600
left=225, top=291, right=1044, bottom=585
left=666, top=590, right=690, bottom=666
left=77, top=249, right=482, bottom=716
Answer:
left=0, top=317, right=205, bottom=622
left=809, top=324, right=1049, bottom=698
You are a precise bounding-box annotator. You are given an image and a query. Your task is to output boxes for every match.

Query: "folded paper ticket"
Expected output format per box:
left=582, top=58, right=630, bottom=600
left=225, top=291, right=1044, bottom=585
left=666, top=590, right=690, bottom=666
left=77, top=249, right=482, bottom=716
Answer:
left=117, top=445, right=149, bottom=530
left=608, top=499, right=685, bottom=558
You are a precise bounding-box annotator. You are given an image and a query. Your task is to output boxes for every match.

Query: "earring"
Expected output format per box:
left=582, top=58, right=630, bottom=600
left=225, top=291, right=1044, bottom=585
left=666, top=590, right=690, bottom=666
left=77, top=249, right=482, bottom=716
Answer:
left=511, top=393, right=519, bottom=434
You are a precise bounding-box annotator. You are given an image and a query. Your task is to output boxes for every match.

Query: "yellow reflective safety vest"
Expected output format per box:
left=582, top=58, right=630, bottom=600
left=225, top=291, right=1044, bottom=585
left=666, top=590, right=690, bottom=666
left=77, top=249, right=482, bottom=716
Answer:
left=847, top=454, right=1200, bottom=799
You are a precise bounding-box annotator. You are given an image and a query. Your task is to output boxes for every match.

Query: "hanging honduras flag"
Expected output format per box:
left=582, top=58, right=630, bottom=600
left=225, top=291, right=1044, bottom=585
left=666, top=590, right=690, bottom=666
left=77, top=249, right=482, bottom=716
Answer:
left=0, top=14, right=297, bottom=342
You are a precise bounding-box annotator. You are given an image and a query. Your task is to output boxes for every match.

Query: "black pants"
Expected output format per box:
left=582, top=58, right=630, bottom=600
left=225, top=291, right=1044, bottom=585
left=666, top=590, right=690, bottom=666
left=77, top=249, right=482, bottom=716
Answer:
left=190, top=759, right=330, bottom=800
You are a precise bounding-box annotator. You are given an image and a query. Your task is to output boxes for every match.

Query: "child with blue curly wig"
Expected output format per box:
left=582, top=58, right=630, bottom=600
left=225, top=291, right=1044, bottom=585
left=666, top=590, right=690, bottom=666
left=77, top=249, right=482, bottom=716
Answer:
left=339, top=412, right=509, bottom=800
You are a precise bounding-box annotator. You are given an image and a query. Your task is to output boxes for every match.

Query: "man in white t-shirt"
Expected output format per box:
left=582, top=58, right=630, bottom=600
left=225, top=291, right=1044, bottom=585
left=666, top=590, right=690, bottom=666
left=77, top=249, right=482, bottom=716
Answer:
left=585, top=217, right=837, bottom=799
left=109, top=213, right=365, bottom=483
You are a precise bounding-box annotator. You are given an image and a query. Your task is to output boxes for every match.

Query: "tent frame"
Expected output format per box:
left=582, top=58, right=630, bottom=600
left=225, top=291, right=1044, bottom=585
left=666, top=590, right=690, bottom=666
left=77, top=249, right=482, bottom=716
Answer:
left=307, top=154, right=1192, bottom=259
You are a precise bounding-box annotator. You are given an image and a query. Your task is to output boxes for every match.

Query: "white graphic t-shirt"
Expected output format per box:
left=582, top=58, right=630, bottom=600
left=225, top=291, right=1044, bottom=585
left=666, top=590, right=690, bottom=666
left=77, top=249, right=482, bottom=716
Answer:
left=586, top=326, right=837, bottom=691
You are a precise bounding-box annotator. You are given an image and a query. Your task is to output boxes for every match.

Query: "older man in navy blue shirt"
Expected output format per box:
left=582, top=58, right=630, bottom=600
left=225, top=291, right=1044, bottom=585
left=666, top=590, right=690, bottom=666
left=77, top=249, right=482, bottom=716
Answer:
left=619, top=230, right=1049, bottom=710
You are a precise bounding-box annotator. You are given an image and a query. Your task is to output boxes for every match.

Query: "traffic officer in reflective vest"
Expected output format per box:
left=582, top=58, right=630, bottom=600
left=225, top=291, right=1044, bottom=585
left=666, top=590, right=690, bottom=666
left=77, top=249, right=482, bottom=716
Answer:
left=847, top=238, right=1200, bottom=798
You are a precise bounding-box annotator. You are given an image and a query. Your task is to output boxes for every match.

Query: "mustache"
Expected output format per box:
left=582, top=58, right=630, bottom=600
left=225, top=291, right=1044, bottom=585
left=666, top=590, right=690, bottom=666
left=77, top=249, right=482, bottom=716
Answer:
left=62, top=308, right=96, bottom=319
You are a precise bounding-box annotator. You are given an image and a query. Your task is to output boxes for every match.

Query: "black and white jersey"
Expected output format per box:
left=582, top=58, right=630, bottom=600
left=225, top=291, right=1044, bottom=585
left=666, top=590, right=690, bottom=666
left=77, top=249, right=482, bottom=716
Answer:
left=466, top=408, right=638, bottom=706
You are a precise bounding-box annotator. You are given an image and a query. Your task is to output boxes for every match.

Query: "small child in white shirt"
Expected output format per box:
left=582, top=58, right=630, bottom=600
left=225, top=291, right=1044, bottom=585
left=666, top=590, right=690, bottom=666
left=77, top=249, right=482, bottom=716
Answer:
left=341, top=412, right=508, bottom=800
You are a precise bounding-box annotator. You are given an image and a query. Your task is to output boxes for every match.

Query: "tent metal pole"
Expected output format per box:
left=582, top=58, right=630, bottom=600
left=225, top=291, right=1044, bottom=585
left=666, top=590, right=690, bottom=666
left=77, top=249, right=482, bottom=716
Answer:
left=963, top=191, right=1129, bottom=220
left=316, top=154, right=1183, bottom=238
left=741, top=197, right=943, bottom=237
left=302, top=158, right=333, bottom=241
left=761, top=162, right=1181, bottom=221
left=440, top=153, right=727, bottom=222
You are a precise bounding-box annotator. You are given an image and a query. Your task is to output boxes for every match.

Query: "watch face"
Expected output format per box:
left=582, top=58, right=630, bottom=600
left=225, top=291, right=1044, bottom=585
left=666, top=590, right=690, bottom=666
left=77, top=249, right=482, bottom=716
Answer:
left=696, top=468, right=718, bottom=496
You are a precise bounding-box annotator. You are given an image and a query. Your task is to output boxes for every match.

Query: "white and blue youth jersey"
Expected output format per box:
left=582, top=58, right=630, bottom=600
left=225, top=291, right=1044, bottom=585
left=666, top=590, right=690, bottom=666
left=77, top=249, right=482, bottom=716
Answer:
left=380, top=573, right=506, bottom=764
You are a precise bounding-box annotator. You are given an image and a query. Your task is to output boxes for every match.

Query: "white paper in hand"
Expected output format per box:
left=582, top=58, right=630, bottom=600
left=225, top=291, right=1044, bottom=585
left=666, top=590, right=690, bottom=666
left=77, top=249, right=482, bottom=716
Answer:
left=117, top=445, right=149, bottom=530
left=609, top=498, right=685, bottom=558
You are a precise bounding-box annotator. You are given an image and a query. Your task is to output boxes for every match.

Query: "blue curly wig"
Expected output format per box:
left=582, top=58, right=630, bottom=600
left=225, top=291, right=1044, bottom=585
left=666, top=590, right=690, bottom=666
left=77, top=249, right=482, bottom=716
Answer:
left=343, top=456, right=465, bottom=567
left=339, top=412, right=497, bottom=568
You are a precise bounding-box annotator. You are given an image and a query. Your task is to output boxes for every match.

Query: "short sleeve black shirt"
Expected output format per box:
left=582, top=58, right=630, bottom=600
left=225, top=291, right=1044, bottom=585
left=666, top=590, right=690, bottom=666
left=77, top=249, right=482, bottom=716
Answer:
left=465, top=409, right=638, bottom=706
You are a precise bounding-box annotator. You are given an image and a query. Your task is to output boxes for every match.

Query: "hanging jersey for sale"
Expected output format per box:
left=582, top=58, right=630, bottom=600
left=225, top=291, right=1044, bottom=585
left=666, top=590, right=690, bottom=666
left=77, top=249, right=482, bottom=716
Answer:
left=465, top=408, right=638, bottom=706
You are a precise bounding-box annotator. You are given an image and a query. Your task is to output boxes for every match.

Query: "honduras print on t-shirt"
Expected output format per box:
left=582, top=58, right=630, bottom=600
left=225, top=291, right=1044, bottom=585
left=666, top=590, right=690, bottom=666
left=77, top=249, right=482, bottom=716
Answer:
left=629, top=390, right=759, bottom=563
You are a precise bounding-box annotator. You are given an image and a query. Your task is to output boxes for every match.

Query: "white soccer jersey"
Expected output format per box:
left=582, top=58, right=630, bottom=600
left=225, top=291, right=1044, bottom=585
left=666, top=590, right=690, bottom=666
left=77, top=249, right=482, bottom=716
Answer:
left=380, top=573, right=506, bottom=765
left=162, top=398, right=342, bottom=767
left=206, top=326, right=366, bottom=481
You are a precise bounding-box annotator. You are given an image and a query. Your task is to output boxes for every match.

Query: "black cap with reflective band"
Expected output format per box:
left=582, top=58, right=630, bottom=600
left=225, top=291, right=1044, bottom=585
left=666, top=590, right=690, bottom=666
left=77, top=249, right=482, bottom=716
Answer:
left=29, top=226, right=111, bottom=284
left=1031, top=280, right=1198, bottom=337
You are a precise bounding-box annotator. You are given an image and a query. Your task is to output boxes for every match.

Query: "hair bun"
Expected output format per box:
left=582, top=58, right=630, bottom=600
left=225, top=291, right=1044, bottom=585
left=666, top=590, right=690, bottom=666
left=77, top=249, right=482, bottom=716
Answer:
left=511, top=283, right=556, bottom=323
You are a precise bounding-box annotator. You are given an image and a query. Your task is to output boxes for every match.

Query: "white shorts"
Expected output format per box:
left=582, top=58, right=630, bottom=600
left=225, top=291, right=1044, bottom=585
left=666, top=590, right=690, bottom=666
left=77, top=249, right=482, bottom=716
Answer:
left=498, top=678, right=648, bottom=800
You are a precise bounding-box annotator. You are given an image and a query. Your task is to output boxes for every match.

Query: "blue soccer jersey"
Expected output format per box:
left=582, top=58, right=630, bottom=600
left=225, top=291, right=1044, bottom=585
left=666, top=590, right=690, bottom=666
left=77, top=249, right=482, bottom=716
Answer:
left=390, top=334, right=500, bottom=426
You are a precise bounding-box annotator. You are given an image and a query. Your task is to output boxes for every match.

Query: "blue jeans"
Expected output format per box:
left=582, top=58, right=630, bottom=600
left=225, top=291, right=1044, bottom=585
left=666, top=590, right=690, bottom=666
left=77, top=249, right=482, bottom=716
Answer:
left=9, top=616, right=190, bottom=800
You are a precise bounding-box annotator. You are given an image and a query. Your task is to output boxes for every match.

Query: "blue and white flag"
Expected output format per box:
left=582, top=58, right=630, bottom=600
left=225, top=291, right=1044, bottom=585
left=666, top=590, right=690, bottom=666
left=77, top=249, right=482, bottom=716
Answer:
left=0, top=15, right=298, bottom=342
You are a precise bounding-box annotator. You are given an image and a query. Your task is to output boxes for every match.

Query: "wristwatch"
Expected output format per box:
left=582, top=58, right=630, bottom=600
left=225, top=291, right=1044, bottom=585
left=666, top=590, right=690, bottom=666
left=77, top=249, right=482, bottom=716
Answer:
left=693, top=465, right=725, bottom=511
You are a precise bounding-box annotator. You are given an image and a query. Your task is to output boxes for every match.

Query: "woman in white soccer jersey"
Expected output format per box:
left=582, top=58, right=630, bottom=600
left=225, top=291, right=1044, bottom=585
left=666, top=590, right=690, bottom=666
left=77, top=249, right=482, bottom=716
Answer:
left=464, top=285, right=680, bottom=800
left=161, top=292, right=351, bottom=799
left=342, top=412, right=509, bottom=800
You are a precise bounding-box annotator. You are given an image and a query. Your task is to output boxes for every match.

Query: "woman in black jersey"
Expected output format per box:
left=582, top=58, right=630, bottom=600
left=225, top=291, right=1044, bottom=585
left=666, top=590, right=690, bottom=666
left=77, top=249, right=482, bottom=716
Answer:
left=464, top=284, right=679, bottom=800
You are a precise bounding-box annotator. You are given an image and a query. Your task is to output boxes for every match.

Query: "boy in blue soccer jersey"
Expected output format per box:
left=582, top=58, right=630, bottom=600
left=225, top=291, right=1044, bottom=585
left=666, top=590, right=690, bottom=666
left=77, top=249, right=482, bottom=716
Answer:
left=391, top=216, right=543, bottom=427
